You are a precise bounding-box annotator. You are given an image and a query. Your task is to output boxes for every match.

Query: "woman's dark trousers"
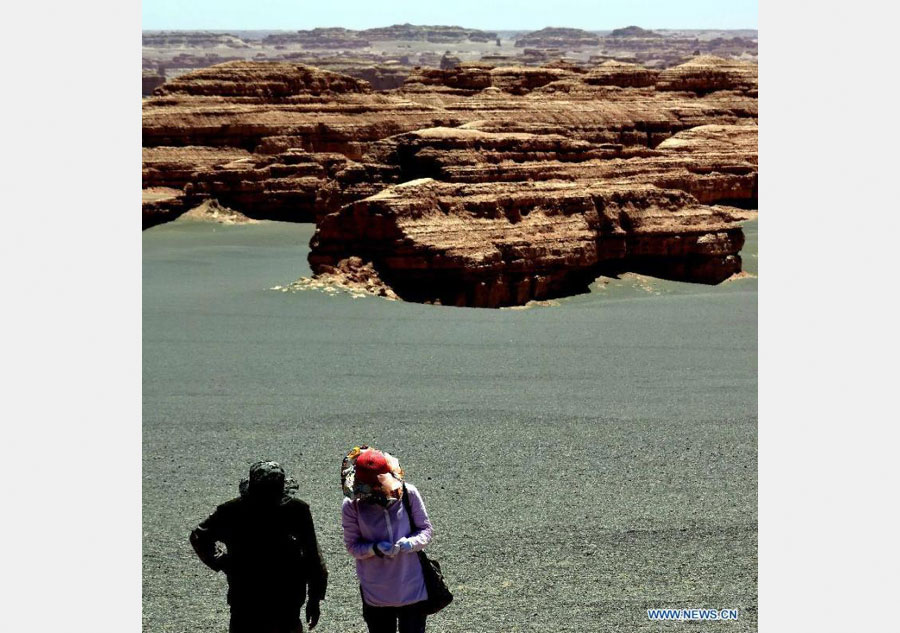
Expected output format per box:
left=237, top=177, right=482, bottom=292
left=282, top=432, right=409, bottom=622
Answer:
left=362, top=600, right=427, bottom=633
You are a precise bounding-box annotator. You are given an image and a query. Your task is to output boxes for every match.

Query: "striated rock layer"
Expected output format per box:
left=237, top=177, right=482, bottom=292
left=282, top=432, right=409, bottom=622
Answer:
left=657, top=55, right=758, bottom=95
left=310, top=178, right=752, bottom=307
left=142, top=57, right=757, bottom=305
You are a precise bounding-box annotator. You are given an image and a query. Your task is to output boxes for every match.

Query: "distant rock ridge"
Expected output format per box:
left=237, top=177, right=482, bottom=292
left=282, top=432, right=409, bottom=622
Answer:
left=142, top=57, right=758, bottom=306
left=142, top=31, right=249, bottom=48
left=609, top=26, right=662, bottom=38
left=514, top=27, right=602, bottom=48
left=362, top=24, right=497, bottom=43
left=264, top=28, right=371, bottom=49
left=143, top=27, right=757, bottom=90
left=262, top=24, right=498, bottom=47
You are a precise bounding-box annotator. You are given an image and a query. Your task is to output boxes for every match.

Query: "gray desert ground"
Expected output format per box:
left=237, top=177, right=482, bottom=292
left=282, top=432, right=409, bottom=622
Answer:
left=143, top=219, right=757, bottom=632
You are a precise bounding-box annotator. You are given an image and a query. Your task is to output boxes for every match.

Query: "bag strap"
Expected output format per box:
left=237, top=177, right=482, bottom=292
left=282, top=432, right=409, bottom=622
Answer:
left=401, top=483, right=418, bottom=533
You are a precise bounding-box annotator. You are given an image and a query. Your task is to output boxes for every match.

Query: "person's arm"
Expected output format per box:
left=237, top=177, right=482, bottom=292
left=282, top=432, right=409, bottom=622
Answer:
left=397, top=485, right=433, bottom=552
left=189, top=506, right=229, bottom=572
left=341, top=498, right=378, bottom=559
left=298, top=503, right=328, bottom=603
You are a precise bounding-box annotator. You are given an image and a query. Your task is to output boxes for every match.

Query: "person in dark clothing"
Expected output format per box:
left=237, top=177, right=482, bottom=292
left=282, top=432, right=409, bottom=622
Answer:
left=190, top=461, right=328, bottom=633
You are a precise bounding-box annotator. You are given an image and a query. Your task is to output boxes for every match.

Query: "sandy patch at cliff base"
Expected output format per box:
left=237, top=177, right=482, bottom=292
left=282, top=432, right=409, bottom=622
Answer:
left=177, top=199, right=259, bottom=225
left=502, top=299, right=560, bottom=310
left=142, top=187, right=182, bottom=203
left=274, top=257, right=399, bottom=300
left=593, top=273, right=660, bottom=294
left=724, top=271, right=757, bottom=282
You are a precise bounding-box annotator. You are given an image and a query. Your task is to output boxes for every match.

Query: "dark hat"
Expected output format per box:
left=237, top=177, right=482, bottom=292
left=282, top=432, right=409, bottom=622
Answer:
left=248, top=460, right=285, bottom=497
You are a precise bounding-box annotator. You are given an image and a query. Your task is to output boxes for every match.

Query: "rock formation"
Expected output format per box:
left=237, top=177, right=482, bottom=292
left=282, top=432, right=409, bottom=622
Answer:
left=514, top=28, right=602, bottom=49
left=142, top=31, right=249, bottom=48
left=143, top=55, right=757, bottom=306
left=151, top=61, right=372, bottom=98
left=263, top=28, right=371, bottom=49
left=609, top=26, right=662, bottom=38
left=142, top=70, right=166, bottom=96
left=142, top=26, right=757, bottom=97
left=177, top=199, right=258, bottom=224
left=142, top=187, right=200, bottom=229
left=656, top=55, right=758, bottom=95
left=583, top=61, right=660, bottom=87
left=309, top=178, right=751, bottom=307
left=362, top=24, right=497, bottom=43
left=260, top=24, right=498, bottom=48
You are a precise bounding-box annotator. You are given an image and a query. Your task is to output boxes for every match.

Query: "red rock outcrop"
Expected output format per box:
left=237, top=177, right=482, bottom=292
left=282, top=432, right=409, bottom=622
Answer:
left=142, top=146, right=254, bottom=188
left=309, top=178, right=751, bottom=307
left=353, top=124, right=756, bottom=205
left=488, top=66, right=574, bottom=94
left=657, top=55, right=758, bottom=95
left=583, top=61, right=659, bottom=87
left=152, top=61, right=372, bottom=98
left=142, top=58, right=757, bottom=306
left=403, top=64, right=577, bottom=95
left=143, top=63, right=463, bottom=154
left=402, top=64, right=493, bottom=93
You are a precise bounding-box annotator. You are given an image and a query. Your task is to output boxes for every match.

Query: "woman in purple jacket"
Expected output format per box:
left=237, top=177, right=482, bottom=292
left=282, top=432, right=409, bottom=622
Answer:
left=341, top=447, right=434, bottom=633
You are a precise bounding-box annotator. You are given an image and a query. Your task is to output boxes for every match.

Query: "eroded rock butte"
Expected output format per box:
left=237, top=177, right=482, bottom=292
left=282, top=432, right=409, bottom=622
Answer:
left=142, top=57, right=757, bottom=307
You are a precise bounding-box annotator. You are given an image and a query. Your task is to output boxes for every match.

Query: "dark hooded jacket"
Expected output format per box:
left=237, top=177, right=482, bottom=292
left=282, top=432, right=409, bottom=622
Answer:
left=190, top=473, right=328, bottom=615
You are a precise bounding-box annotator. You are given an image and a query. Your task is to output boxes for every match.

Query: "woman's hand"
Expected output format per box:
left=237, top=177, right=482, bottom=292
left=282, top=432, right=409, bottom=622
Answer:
left=395, top=537, right=415, bottom=553
left=377, top=541, right=399, bottom=557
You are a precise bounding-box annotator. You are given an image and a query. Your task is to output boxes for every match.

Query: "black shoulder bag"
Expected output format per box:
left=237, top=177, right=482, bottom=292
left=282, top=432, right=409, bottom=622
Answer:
left=401, top=483, right=453, bottom=615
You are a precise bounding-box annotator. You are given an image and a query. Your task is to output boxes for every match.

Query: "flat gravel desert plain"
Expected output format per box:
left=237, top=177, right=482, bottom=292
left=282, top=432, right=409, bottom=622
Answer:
left=143, top=220, right=757, bottom=632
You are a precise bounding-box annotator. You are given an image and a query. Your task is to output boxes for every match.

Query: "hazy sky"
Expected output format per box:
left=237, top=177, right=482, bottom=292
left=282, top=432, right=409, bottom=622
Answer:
left=142, top=0, right=757, bottom=31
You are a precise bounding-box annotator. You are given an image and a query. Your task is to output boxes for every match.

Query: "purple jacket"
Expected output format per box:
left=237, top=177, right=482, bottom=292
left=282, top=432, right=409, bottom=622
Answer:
left=341, top=483, right=434, bottom=607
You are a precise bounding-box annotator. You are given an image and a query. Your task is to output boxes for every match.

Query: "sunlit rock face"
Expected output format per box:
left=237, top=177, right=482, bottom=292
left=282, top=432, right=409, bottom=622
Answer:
left=309, top=178, right=751, bottom=308
left=142, top=57, right=757, bottom=306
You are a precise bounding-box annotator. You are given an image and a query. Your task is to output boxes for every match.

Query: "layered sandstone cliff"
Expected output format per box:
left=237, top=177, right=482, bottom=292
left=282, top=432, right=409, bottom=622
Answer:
left=309, top=179, right=751, bottom=307
left=657, top=55, right=758, bottom=95
left=152, top=61, right=373, bottom=98
left=142, top=57, right=757, bottom=306
left=583, top=61, right=659, bottom=87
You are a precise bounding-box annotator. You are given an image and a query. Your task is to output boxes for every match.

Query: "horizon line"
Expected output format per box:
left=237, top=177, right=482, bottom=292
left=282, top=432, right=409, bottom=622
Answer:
left=141, top=25, right=759, bottom=32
